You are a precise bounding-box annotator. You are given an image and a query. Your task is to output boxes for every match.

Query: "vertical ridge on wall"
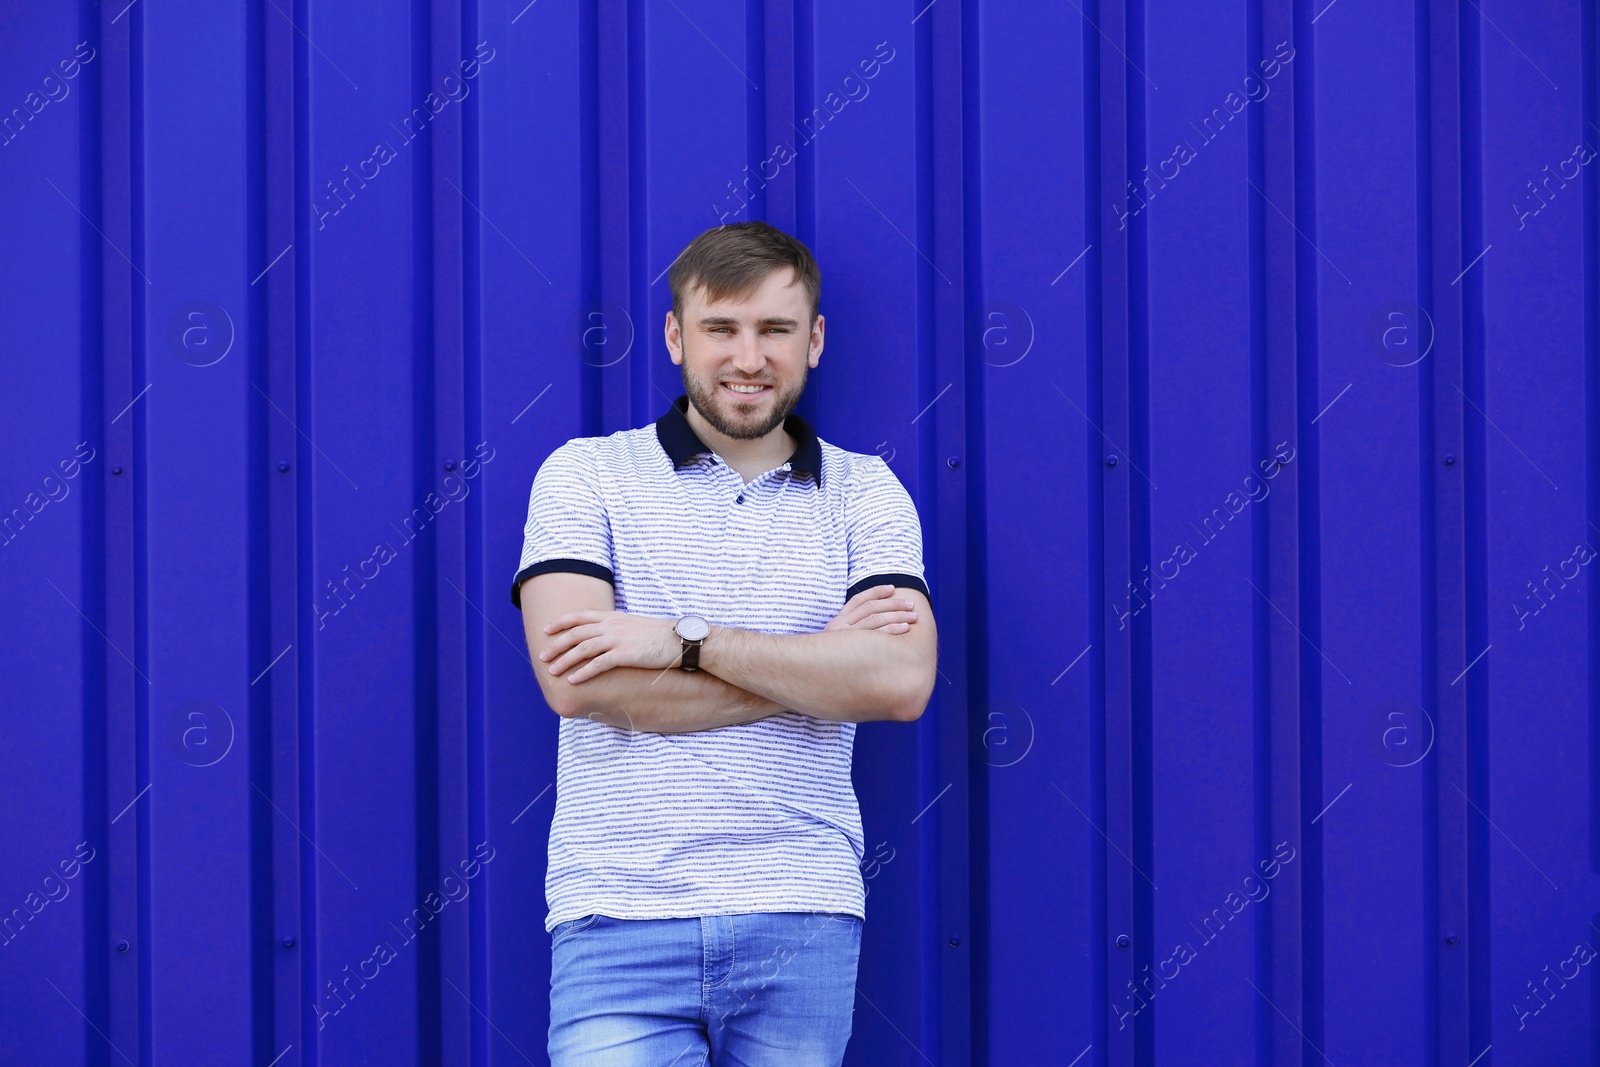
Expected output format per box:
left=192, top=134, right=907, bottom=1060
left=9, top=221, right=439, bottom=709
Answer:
left=1415, top=1, right=1443, bottom=1061
left=1284, top=0, right=1325, bottom=1057
left=243, top=0, right=276, bottom=1058
left=126, top=0, right=154, bottom=1060
left=1256, top=0, right=1308, bottom=1062
left=1122, top=0, right=1155, bottom=1058
left=912, top=2, right=938, bottom=1052
left=459, top=0, right=489, bottom=1062
left=1456, top=0, right=1487, bottom=1055
left=579, top=0, right=601, bottom=436
left=1248, top=0, right=1275, bottom=1058
left=81, top=0, right=115, bottom=1058
left=621, top=0, right=644, bottom=430
left=793, top=0, right=814, bottom=246
left=744, top=0, right=765, bottom=223
left=761, top=0, right=794, bottom=229
left=924, top=0, right=973, bottom=1059
left=1082, top=2, right=1111, bottom=1060
left=1429, top=0, right=1474, bottom=1060
left=1249, top=0, right=1270, bottom=1055
left=409, top=0, right=443, bottom=1056
left=261, top=0, right=302, bottom=1054
left=426, top=0, right=467, bottom=1060
left=1586, top=0, right=1600, bottom=909
left=291, top=0, right=318, bottom=1060
left=1092, top=0, right=1137, bottom=1061
left=959, top=0, right=989, bottom=1053
left=593, top=0, right=628, bottom=433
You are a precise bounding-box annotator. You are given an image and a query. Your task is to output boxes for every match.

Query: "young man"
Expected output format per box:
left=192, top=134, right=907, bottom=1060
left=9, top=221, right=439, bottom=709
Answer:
left=512, top=220, right=937, bottom=1065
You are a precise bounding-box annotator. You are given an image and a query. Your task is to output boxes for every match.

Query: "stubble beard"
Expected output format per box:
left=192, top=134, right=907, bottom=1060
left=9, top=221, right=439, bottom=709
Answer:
left=682, top=363, right=807, bottom=441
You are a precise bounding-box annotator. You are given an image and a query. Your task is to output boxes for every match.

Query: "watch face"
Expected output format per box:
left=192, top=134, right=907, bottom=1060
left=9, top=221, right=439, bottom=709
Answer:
left=676, top=615, right=710, bottom=642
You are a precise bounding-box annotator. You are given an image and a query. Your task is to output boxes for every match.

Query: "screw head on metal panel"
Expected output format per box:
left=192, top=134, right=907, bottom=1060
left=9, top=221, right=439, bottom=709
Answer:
left=445, top=461, right=457, bottom=471
left=1106, top=456, right=1118, bottom=468
left=283, top=938, right=296, bottom=949
left=947, top=456, right=960, bottom=469
left=1116, top=934, right=1130, bottom=948
left=1443, top=454, right=1455, bottom=466
left=948, top=936, right=961, bottom=947
left=278, top=461, right=290, bottom=472
left=115, top=939, right=130, bottom=953
left=112, top=466, right=124, bottom=476
left=1446, top=933, right=1458, bottom=945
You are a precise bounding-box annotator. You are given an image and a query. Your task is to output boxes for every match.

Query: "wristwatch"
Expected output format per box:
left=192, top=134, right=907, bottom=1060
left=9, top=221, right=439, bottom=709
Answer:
left=673, top=615, right=710, bottom=671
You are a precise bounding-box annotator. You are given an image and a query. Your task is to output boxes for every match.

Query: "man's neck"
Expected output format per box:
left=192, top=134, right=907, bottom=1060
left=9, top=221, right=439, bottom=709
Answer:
left=685, top=406, right=797, bottom=482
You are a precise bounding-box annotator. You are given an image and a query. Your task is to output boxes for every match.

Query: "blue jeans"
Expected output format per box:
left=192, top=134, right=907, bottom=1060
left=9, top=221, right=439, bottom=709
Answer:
left=548, top=911, right=863, bottom=1066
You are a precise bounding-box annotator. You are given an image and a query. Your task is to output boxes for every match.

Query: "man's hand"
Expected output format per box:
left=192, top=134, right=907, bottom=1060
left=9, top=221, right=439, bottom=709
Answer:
left=540, top=611, right=681, bottom=684
left=823, top=584, right=920, bottom=634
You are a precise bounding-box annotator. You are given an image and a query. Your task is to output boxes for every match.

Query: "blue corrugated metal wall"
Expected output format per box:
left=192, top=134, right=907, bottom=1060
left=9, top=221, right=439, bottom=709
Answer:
left=2, top=0, right=1596, bottom=1064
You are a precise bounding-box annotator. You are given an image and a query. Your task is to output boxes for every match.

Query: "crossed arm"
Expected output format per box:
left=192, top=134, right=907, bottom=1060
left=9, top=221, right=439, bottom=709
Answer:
left=517, top=571, right=938, bottom=733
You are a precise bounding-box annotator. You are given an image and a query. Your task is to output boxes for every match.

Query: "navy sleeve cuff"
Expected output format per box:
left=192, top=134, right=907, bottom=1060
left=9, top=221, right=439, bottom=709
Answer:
left=846, top=572, right=932, bottom=609
left=511, top=559, right=616, bottom=609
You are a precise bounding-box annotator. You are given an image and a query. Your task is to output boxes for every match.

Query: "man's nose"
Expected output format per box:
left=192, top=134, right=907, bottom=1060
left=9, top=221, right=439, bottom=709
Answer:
left=732, top=332, right=765, bottom=372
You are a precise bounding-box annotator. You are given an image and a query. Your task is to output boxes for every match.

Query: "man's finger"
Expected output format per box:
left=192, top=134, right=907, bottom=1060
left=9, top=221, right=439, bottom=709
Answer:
left=541, top=624, right=597, bottom=661
left=844, top=590, right=899, bottom=621
left=568, top=652, right=611, bottom=684
left=544, top=610, right=602, bottom=634
left=549, top=634, right=606, bottom=676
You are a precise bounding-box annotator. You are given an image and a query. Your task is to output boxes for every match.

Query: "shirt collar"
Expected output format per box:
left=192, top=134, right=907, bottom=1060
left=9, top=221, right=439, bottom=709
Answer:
left=655, top=393, right=823, bottom=488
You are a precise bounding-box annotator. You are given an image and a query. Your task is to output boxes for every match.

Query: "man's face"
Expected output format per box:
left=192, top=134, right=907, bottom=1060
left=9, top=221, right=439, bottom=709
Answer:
left=665, top=266, right=824, bottom=442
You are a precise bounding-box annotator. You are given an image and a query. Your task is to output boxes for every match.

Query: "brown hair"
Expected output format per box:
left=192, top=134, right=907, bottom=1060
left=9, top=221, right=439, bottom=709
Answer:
left=668, top=221, right=821, bottom=328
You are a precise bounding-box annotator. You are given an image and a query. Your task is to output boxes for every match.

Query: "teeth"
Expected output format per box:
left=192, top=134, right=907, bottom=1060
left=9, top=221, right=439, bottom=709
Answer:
left=726, top=383, right=767, bottom=393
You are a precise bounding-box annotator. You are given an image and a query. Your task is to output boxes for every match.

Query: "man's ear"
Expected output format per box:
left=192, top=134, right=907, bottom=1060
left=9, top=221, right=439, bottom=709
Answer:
left=665, top=310, right=683, bottom=365
left=809, top=313, right=824, bottom=368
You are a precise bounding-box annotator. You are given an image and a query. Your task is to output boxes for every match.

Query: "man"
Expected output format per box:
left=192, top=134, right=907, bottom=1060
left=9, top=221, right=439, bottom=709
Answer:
left=512, top=220, right=937, bottom=1065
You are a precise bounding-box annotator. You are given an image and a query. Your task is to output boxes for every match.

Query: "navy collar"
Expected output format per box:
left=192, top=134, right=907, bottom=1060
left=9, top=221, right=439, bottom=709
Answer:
left=655, top=393, right=823, bottom=488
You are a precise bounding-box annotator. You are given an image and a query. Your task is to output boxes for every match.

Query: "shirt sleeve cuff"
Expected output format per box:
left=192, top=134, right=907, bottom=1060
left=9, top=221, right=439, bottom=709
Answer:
left=511, top=559, right=616, bottom=608
left=846, top=572, right=931, bottom=607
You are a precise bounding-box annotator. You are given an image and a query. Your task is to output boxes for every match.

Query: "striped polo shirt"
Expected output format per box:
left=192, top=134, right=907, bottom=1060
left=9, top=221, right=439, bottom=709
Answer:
left=511, top=393, right=931, bottom=933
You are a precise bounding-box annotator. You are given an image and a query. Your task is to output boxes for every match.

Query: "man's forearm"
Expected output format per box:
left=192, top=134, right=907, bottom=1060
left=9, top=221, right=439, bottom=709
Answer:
left=560, top=664, right=788, bottom=734
left=696, top=626, right=919, bottom=722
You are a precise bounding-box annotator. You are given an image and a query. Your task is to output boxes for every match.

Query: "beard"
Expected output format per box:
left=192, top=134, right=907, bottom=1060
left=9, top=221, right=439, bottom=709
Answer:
left=681, top=363, right=807, bottom=441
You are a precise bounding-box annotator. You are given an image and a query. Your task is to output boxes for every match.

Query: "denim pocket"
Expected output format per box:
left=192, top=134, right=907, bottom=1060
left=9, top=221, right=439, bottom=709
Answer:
left=551, top=913, right=603, bottom=943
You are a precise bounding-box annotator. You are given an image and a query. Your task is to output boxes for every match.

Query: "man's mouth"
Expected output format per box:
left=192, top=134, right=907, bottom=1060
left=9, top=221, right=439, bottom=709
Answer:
left=721, top=381, right=772, bottom=399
